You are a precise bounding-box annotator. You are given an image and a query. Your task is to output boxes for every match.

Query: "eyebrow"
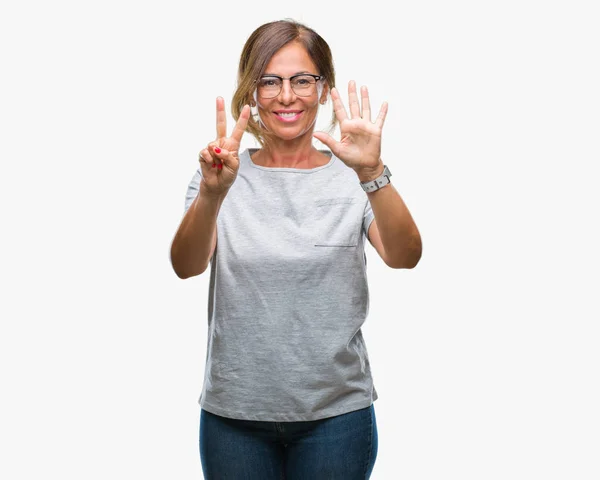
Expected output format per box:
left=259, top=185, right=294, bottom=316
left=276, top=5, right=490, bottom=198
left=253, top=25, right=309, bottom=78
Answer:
left=262, top=71, right=311, bottom=76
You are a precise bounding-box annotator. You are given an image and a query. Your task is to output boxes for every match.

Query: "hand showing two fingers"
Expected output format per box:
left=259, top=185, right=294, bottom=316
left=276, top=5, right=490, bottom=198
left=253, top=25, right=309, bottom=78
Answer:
left=199, top=97, right=250, bottom=196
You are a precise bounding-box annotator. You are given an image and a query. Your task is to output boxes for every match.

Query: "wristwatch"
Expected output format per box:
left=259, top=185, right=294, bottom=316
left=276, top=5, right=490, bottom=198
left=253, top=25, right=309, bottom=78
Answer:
left=360, top=165, right=392, bottom=193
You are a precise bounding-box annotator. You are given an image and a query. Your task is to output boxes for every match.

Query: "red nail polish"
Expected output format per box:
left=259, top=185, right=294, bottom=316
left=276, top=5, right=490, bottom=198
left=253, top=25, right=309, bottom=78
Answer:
left=218, top=164, right=223, bottom=169
left=212, top=163, right=216, bottom=167
left=214, top=147, right=221, bottom=154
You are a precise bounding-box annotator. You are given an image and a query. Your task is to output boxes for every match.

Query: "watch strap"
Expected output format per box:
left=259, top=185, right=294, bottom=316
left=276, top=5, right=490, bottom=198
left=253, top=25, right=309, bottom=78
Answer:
left=360, top=165, right=392, bottom=193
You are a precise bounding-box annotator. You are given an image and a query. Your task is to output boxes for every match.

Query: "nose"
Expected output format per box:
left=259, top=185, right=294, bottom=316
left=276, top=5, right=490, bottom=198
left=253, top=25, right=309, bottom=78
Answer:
left=277, top=79, right=296, bottom=104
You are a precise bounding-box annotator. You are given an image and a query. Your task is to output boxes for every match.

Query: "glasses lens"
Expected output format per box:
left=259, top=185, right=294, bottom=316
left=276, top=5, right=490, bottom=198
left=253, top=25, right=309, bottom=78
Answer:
left=291, top=75, right=317, bottom=96
left=257, top=77, right=282, bottom=99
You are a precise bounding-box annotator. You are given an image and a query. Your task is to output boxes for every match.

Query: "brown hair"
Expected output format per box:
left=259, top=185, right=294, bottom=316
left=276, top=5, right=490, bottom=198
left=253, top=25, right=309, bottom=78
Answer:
left=231, top=19, right=337, bottom=147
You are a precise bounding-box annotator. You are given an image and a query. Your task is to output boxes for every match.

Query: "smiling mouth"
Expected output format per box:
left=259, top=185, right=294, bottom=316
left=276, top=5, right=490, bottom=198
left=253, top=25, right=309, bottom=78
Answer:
left=274, top=111, right=303, bottom=122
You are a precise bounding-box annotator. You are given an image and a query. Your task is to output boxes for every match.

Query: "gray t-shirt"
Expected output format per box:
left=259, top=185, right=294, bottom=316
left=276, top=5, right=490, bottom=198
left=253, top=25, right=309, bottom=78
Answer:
left=183, top=148, right=378, bottom=422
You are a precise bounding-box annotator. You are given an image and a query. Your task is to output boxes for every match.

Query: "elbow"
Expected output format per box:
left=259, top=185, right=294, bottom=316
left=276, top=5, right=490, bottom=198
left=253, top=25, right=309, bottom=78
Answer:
left=402, top=236, right=422, bottom=269
left=170, top=245, right=187, bottom=279
left=170, top=245, right=207, bottom=279
left=387, top=253, right=420, bottom=269
left=387, top=235, right=422, bottom=269
left=403, top=249, right=422, bottom=269
left=172, top=264, right=207, bottom=279
left=173, top=267, right=191, bottom=280
left=170, top=256, right=191, bottom=279
left=171, top=256, right=209, bottom=279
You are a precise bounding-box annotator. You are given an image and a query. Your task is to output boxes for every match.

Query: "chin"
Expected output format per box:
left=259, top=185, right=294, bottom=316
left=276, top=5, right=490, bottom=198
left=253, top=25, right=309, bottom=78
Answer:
left=272, top=130, right=312, bottom=142
left=263, top=123, right=306, bottom=138
left=267, top=121, right=318, bottom=141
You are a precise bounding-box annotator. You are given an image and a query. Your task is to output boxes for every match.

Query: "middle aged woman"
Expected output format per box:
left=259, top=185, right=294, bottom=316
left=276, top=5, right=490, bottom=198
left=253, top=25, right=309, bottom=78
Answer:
left=170, top=18, right=422, bottom=480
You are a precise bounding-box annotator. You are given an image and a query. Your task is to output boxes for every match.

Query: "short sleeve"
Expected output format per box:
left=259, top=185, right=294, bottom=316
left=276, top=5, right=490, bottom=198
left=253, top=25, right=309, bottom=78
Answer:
left=362, top=199, right=375, bottom=239
left=184, top=168, right=202, bottom=214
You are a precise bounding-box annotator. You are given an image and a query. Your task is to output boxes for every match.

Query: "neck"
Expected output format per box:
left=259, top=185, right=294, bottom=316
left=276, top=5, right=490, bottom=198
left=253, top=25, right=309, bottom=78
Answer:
left=255, top=136, right=323, bottom=169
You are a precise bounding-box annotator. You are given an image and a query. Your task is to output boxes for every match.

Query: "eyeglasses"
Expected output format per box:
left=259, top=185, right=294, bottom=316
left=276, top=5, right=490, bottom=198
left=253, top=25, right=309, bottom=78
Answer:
left=255, top=74, right=324, bottom=99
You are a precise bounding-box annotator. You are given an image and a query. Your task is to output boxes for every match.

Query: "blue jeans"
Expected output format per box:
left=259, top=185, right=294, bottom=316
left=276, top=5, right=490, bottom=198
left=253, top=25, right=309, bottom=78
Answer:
left=199, top=403, right=378, bottom=479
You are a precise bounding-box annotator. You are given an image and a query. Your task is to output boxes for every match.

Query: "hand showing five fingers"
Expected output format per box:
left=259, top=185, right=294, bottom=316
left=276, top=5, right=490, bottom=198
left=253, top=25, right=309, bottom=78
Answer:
left=313, top=81, right=388, bottom=172
left=199, top=97, right=250, bottom=196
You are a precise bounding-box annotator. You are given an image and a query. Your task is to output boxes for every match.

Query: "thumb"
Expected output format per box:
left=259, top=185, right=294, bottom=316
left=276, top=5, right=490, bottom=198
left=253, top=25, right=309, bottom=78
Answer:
left=313, top=131, right=339, bottom=154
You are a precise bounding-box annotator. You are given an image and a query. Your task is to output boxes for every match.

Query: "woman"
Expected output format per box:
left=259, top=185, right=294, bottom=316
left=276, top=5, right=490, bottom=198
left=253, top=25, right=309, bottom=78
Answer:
left=170, top=19, right=422, bottom=479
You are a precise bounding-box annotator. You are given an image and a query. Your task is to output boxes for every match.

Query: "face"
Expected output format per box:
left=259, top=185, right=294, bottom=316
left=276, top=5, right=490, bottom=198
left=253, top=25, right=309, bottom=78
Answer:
left=254, top=41, right=328, bottom=142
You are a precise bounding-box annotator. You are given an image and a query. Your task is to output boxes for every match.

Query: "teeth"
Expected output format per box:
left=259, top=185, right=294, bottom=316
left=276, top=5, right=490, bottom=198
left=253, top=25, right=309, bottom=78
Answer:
left=277, top=112, right=298, bottom=117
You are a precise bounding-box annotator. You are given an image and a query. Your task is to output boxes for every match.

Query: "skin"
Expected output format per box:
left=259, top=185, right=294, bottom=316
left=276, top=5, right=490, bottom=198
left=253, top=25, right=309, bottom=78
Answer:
left=250, top=41, right=330, bottom=169
left=197, top=99, right=250, bottom=196
left=313, top=83, right=388, bottom=175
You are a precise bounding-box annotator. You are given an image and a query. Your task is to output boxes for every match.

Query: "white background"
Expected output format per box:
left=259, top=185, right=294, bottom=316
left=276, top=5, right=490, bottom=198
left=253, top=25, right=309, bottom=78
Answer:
left=1, top=0, right=599, bottom=478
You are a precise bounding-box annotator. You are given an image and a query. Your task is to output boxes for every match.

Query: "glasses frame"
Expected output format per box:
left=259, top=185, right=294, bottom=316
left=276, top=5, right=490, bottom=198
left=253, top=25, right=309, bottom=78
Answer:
left=254, top=73, right=325, bottom=98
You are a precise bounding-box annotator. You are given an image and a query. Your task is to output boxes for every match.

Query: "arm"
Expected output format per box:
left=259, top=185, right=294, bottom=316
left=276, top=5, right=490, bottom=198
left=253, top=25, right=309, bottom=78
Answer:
left=312, top=82, right=421, bottom=269
left=358, top=165, right=422, bottom=269
left=170, top=181, right=226, bottom=279
left=171, top=98, right=249, bottom=279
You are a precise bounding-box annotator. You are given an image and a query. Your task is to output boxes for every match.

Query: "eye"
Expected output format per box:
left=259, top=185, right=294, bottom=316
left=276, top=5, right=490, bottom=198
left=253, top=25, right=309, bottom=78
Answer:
left=293, top=75, right=313, bottom=86
left=259, top=77, right=281, bottom=87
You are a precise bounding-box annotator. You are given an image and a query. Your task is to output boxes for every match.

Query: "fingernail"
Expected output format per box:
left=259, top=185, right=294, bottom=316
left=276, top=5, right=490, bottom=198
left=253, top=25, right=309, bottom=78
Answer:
left=214, top=147, right=221, bottom=154
left=218, top=164, right=223, bottom=170
left=212, top=163, right=216, bottom=168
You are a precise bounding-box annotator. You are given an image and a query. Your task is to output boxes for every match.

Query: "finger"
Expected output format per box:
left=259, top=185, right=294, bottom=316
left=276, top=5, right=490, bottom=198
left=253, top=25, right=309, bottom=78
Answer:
left=216, top=96, right=227, bottom=139
left=375, top=102, right=389, bottom=129
left=348, top=80, right=361, bottom=119
left=211, top=146, right=231, bottom=170
left=330, top=87, right=348, bottom=122
left=199, top=148, right=216, bottom=167
left=207, top=141, right=222, bottom=162
left=313, top=131, right=340, bottom=157
left=230, top=104, right=250, bottom=145
left=211, top=146, right=229, bottom=158
left=210, top=144, right=223, bottom=159
left=202, top=142, right=222, bottom=168
left=361, top=85, right=371, bottom=122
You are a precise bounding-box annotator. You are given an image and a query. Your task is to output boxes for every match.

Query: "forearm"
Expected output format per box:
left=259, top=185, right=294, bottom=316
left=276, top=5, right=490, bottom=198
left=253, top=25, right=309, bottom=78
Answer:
left=170, top=182, right=226, bottom=278
left=357, top=163, right=422, bottom=268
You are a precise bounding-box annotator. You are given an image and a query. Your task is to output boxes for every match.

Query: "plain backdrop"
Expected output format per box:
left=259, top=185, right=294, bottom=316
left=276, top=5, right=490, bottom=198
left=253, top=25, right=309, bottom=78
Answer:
left=1, top=0, right=599, bottom=479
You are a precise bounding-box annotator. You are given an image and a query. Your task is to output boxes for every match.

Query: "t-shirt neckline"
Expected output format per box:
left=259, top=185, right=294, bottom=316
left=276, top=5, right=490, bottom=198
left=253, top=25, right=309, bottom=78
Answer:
left=243, top=148, right=335, bottom=173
